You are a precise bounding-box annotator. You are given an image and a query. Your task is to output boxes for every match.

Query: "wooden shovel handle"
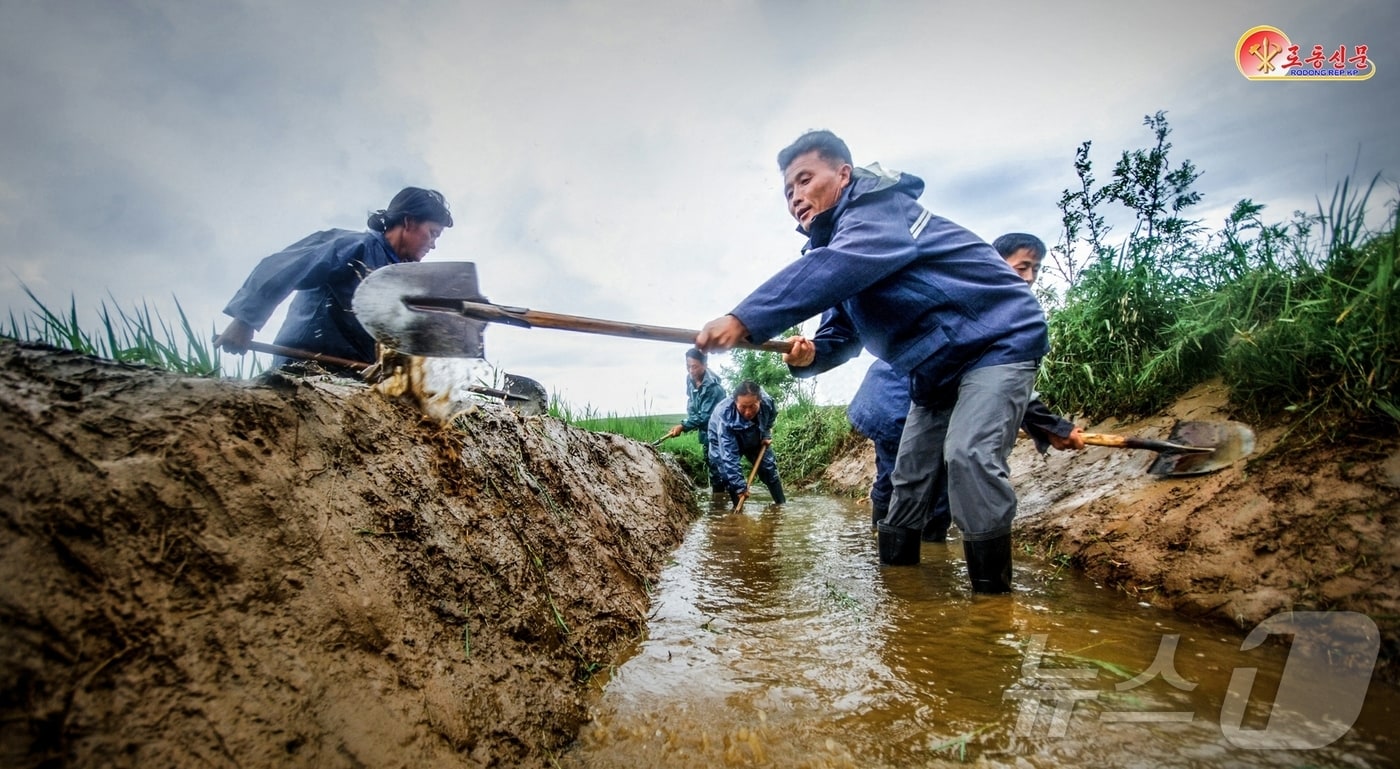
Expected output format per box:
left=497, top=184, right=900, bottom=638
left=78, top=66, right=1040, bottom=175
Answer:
left=1081, top=432, right=1211, bottom=453
left=733, top=442, right=768, bottom=513
left=241, top=341, right=371, bottom=371
left=457, top=300, right=794, bottom=354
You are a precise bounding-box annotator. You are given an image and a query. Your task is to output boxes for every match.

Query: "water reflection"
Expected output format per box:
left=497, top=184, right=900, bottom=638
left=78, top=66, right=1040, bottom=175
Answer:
left=562, top=493, right=1399, bottom=768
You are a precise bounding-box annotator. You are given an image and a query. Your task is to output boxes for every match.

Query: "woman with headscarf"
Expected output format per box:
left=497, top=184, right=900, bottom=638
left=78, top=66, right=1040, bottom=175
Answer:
left=214, top=187, right=454, bottom=373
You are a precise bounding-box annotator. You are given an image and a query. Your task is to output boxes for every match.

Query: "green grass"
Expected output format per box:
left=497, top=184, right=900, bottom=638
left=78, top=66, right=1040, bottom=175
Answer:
left=556, top=395, right=855, bottom=489
left=2, top=287, right=258, bottom=377
left=1038, top=113, right=1398, bottom=439
left=1040, top=179, right=1399, bottom=436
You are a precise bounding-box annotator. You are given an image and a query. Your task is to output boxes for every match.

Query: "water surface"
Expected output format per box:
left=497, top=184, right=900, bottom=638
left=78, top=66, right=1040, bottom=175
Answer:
left=563, top=492, right=1399, bottom=767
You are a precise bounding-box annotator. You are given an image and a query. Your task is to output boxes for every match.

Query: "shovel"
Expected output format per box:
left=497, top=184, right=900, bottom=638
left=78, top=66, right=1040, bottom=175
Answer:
left=352, top=261, right=795, bottom=356
left=732, top=443, right=768, bottom=513
left=1079, top=421, right=1255, bottom=477
left=237, top=340, right=371, bottom=374
left=231, top=339, right=548, bottom=413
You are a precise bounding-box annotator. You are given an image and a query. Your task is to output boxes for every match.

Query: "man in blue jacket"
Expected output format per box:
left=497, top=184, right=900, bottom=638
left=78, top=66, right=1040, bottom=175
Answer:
left=214, top=187, right=454, bottom=374
left=708, top=381, right=786, bottom=509
left=697, top=130, right=1047, bottom=593
left=840, top=233, right=1085, bottom=543
left=665, top=347, right=728, bottom=490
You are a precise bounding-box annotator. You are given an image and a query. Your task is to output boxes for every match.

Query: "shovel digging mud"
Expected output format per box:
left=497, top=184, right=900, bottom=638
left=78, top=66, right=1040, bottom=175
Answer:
left=232, top=339, right=548, bottom=413
left=352, top=261, right=795, bottom=356
left=1078, top=421, right=1256, bottom=477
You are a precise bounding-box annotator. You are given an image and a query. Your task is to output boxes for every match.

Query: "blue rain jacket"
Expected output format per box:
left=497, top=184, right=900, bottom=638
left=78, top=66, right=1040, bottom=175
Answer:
left=681, top=370, right=726, bottom=432
left=847, top=359, right=909, bottom=446
left=707, top=390, right=779, bottom=494
left=732, top=164, right=1048, bottom=386
left=222, top=229, right=402, bottom=363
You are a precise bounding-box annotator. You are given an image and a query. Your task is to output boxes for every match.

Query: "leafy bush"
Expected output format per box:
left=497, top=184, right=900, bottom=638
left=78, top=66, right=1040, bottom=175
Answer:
left=1038, top=112, right=1399, bottom=436
left=719, top=326, right=808, bottom=408
left=770, top=397, right=854, bottom=486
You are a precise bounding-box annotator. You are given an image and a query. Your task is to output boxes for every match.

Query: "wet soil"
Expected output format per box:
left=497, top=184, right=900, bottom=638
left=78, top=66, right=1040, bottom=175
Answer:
left=6, top=336, right=1397, bottom=767
left=0, top=340, right=698, bottom=768
left=823, top=379, right=1400, bottom=683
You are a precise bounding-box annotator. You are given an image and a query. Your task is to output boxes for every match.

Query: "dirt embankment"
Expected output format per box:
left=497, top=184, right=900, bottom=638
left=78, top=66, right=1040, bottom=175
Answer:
left=0, top=340, right=698, bottom=768
left=823, top=380, right=1400, bottom=680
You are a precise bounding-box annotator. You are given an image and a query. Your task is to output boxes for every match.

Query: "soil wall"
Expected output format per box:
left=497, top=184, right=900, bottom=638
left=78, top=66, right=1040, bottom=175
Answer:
left=0, top=340, right=698, bottom=768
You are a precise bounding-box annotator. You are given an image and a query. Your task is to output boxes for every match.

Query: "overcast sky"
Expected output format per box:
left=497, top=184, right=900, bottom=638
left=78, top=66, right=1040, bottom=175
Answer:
left=2, top=1, right=1397, bottom=416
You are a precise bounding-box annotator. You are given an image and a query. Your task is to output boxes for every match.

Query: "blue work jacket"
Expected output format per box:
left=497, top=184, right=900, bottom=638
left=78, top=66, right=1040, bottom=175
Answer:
left=222, top=229, right=402, bottom=363
left=847, top=359, right=910, bottom=446
left=707, top=391, right=777, bottom=493
left=732, top=164, right=1048, bottom=387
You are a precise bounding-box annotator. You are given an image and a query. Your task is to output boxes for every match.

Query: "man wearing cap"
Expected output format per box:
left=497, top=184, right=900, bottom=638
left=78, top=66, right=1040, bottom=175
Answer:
left=214, top=187, right=453, bottom=373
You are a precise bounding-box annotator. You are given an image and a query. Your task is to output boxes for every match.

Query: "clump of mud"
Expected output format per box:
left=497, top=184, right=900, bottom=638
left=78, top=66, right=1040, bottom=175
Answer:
left=0, top=340, right=698, bottom=768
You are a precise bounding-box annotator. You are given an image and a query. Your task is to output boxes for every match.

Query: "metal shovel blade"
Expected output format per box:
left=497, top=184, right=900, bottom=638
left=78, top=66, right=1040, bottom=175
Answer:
left=355, top=261, right=795, bottom=355
left=1147, top=420, right=1256, bottom=476
left=503, top=373, right=548, bottom=416
left=353, top=262, right=488, bottom=358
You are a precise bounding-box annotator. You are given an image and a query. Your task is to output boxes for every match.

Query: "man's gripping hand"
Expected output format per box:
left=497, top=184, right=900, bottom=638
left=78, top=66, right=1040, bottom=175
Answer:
left=783, top=336, right=815, bottom=368
left=696, top=314, right=750, bottom=353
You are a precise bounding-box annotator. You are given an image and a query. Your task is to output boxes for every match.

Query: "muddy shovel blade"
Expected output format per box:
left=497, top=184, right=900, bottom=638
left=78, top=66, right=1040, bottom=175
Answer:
left=503, top=373, right=548, bottom=416
left=353, top=262, right=487, bottom=358
left=1146, top=420, right=1256, bottom=477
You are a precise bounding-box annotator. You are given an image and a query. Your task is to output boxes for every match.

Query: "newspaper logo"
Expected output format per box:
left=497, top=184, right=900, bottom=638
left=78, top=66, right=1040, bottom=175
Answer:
left=1236, top=25, right=1376, bottom=81
left=1004, top=611, right=1380, bottom=749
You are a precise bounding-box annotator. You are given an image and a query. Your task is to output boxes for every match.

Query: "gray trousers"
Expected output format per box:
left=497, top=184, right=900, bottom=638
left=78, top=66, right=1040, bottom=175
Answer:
left=883, top=361, right=1037, bottom=542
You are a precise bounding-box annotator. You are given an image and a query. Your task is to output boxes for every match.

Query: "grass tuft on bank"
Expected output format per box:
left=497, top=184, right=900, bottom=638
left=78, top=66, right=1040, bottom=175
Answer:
left=1039, top=113, right=1398, bottom=438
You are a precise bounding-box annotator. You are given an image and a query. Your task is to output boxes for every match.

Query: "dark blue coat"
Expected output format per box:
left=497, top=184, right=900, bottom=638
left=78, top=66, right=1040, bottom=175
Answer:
left=732, top=165, right=1048, bottom=386
left=707, top=390, right=778, bottom=494
left=223, top=229, right=402, bottom=363
left=847, top=359, right=909, bottom=446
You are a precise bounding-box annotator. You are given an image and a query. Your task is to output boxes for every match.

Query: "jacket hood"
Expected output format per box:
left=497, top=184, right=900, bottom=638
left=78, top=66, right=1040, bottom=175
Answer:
left=801, top=163, right=925, bottom=243
left=850, top=162, right=921, bottom=199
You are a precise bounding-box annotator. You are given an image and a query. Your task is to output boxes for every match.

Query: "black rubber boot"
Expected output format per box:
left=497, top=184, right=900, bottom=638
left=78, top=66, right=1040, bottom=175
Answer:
left=871, top=506, right=886, bottom=531
left=921, top=512, right=951, bottom=543
left=877, top=523, right=921, bottom=566
left=768, top=476, right=786, bottom=505
left=963, top=535, right=1013, bottom=594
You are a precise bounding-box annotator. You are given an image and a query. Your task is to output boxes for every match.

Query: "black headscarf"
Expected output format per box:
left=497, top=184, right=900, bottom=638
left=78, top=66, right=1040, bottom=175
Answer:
left=367, top=187, right=454, bottom=231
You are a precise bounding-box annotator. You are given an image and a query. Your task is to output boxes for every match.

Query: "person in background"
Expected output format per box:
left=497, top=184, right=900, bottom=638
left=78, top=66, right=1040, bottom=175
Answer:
left=665, top=347, right=728, bottom=490
left=708, top=380, right=787, bottom=508
left=214, top=187, right=453, bottom=375
left=697, top=129, right=1048, bottom=593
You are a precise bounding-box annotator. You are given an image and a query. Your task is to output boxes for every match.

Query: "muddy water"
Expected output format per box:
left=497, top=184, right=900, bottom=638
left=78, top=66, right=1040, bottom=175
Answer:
left=562, top=492, right=1400, bottom=768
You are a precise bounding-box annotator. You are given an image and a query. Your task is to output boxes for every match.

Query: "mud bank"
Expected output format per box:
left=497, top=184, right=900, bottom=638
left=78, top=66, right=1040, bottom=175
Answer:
left=823, top=380, right=1400, bottom=681
left=0, top=340, right=698, bottom=768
